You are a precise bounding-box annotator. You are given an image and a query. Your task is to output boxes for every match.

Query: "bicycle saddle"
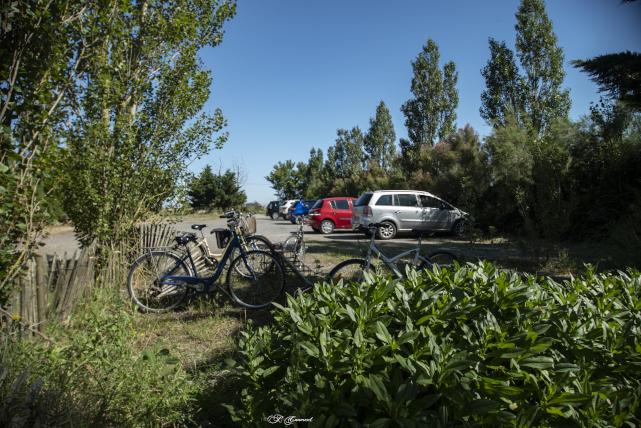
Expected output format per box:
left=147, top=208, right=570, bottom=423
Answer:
left=175, top=232, right=196, bottom=245
left=191, top=224, right=207, bottom=230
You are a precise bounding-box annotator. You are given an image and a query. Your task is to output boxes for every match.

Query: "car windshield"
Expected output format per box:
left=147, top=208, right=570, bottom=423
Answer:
left=355, top=193, right=373, bottom=207
left=311, top=199, right=323, bottom=209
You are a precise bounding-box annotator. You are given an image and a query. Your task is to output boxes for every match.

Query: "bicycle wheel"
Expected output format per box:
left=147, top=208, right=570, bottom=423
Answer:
left=328, top=259, right=367, bottom=283
left=232, top=235, right=275, bottom=276
left=127, top=251, right=191, bottom=313
left=226, top=250, right=285, bottom=309
left=419, top=251, right=459, bottom=270
left=283, top=235, right=305, bottom=266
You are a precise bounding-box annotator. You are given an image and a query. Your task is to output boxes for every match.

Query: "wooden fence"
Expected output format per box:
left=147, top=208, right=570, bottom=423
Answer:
left=1, top=223, right=177, bottom=335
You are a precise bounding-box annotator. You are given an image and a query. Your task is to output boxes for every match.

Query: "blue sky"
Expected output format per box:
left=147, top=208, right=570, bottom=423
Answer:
left=195, top=0, right=641, bottom=204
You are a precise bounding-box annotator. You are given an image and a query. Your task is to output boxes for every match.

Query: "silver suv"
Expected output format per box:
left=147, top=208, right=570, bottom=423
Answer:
left=352, top=190, right=467, bottom=239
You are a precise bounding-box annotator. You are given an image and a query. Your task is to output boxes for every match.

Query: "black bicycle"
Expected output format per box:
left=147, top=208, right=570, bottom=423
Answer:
left=127, top=211, right=284, bottom=312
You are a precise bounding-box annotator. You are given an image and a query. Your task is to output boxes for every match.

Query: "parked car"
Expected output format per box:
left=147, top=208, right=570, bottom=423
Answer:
left=266, top=200, right=281, bottom=220
left=287, top=199, right=317, bottom=223
left=307, top=197, right=355, bottom=234
left=278, top=199, right=297, bottom=219
left=352, top=190, right=467, bottom=240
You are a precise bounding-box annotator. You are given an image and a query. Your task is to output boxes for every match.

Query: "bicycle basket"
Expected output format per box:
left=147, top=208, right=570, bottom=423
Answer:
left=212, top=228, right=232, bottom=248
left=240, top=215, right=257, bottom=235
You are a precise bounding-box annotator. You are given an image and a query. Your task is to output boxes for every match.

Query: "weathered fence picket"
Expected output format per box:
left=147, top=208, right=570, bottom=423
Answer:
left=1, top=222, right=178, bottom=335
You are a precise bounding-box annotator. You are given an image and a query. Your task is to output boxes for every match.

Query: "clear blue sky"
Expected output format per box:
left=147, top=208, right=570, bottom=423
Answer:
left=195, top=0, right=641, bottom=205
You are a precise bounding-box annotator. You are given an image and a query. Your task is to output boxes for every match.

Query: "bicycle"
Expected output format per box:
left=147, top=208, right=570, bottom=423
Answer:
left=281, top=215, right=307, bottom=269
left=159, top=214, right=272, bottom=277
left=328, top=223, right=459, bottom=283
left=127, top=211, right=285, bottom=312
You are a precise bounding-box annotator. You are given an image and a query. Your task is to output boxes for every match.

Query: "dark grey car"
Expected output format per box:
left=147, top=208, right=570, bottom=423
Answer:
left=351, top=190, right=467, bottom=239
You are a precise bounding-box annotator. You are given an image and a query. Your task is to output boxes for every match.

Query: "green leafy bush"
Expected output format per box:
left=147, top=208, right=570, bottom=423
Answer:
left=227, top=263, right=641, bottom=427
left=1, top=289, right=195, bottom=427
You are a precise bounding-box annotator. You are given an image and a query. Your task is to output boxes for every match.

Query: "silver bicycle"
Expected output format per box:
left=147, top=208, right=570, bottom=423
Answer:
left=328, top=222, right=459, bottom=283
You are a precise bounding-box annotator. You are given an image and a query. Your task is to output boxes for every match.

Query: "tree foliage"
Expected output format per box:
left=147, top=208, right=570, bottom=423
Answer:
left=481, top=0, right=570, bottom=137
left=401, top=39, right=459, bottom=168
left=364, top=101, right=397, bottom=172
left=480, top=38, right=523, bottom=129
left=61, top=0, right=235, bottom=248
left=0, top=0, right=89, bottom=298
left=515, top=0, right=571, bottom=136
left=573, top=52, right=641, bottom=111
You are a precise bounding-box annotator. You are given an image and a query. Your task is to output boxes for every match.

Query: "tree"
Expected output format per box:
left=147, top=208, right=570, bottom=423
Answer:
left=480, top=0, right=570, bottom=137
left=61, top=0, right=236, bottom=249
left=302, top=148, right=326, bottom=198
left=480, top=38, right=524, bottom=129
left=1, top=0, right=88, bottom=298
left=482, top=118, right=535, bottom=232
left=515, top=0, right=570, bottom=136
left=214, top=169, right=247, bottom=210
left=364, top=101, right=397, bottom=171
left=333, top=127, right=365, bottom=178
left=187, top=165, right=217, bottom=210
left=573, top=52, right=641, bottom=111
left=266, top=160, right=298, bottom=200
left=401, top=39, right=459, bottom=167
left=187, top=164, right=246, bottom=211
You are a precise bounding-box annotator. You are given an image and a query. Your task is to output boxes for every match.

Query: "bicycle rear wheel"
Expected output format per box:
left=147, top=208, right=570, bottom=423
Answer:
left=419, top=251, right=459, bottom=270
left=328, top=259, right=395, bottom=283
left=226, top=250, right=285, bottom=309
left=127, top=251, right=191, bottom=313
left=283, top=235, right=306, bottom=267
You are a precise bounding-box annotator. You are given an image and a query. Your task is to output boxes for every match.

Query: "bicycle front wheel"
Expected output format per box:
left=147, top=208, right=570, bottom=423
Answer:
left=127, top=251, right=191, bottom=313
left=419, top=251, right=459, bottom=270
left=226, top=250, right=285, bottom=309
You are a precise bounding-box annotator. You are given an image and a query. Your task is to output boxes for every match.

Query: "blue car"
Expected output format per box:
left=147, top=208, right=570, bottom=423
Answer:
left=288, top=199, right=317, bottom=223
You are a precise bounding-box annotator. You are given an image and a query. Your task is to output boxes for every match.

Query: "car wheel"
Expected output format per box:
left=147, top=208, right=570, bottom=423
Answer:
left=270, top=212, right=278, bottom=220
left=376, top=221, right=396, bottom=240
left=320, top=219, right=335, bottom=234
left=452, top=220, right=465, bottom=237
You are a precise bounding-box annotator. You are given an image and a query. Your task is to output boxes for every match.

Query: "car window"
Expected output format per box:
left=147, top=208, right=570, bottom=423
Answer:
left=419, top=195, right=442, bottom=209
left=332, top=200, right=349, bottom=210
left=396, top=194, right=418, bottom=207
left=375, top=194, right=394, bottom=206
left=311, top=199, right=323, bottom=209
left=355, top=193, right=373, bottom=207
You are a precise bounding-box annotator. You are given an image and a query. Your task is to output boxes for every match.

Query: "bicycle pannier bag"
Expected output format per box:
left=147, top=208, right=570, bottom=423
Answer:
left=212, top=228, right=232, bottom=248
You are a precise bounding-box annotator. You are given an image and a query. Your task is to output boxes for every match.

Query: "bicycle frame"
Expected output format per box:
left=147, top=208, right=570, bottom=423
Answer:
left=161, top=232, right=254, bottom=293
left=361, top=230, right=426, bottom=278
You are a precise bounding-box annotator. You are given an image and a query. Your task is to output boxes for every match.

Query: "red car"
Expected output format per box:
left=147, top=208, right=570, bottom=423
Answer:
left=307, top=197, right=355, bottom=234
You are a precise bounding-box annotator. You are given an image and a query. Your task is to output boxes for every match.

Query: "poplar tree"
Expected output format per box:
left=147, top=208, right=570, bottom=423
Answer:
left=515, top=0, right=570, bottom=136
left=401, top=39, right=458, bottom=166
left=62, top=0, right=236, bottom=248
left=364, top=101, right=397, bottom=172
left=481, top=0, right=570, bottom=136
left=480, top=38, right=524, bottom=129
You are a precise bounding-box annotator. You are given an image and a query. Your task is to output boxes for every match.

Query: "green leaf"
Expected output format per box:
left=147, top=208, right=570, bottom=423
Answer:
left=375, top=321, right=393, bottom=344
left=366, top=374, right=391, bottom=404
left=462, top=399, right=502, bottom=416
left=299, top=341, right=319, bottom=358
left=548, top=393, right=591, bottom=406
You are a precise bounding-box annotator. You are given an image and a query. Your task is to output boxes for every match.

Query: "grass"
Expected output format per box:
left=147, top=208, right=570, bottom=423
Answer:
left=127, top=293, right=278, bottom=427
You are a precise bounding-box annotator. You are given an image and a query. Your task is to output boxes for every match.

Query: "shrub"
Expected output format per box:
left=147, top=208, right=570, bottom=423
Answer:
left=227, top=263, right=641, bottom=427
left=0, top=289, right=195, bottom=427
